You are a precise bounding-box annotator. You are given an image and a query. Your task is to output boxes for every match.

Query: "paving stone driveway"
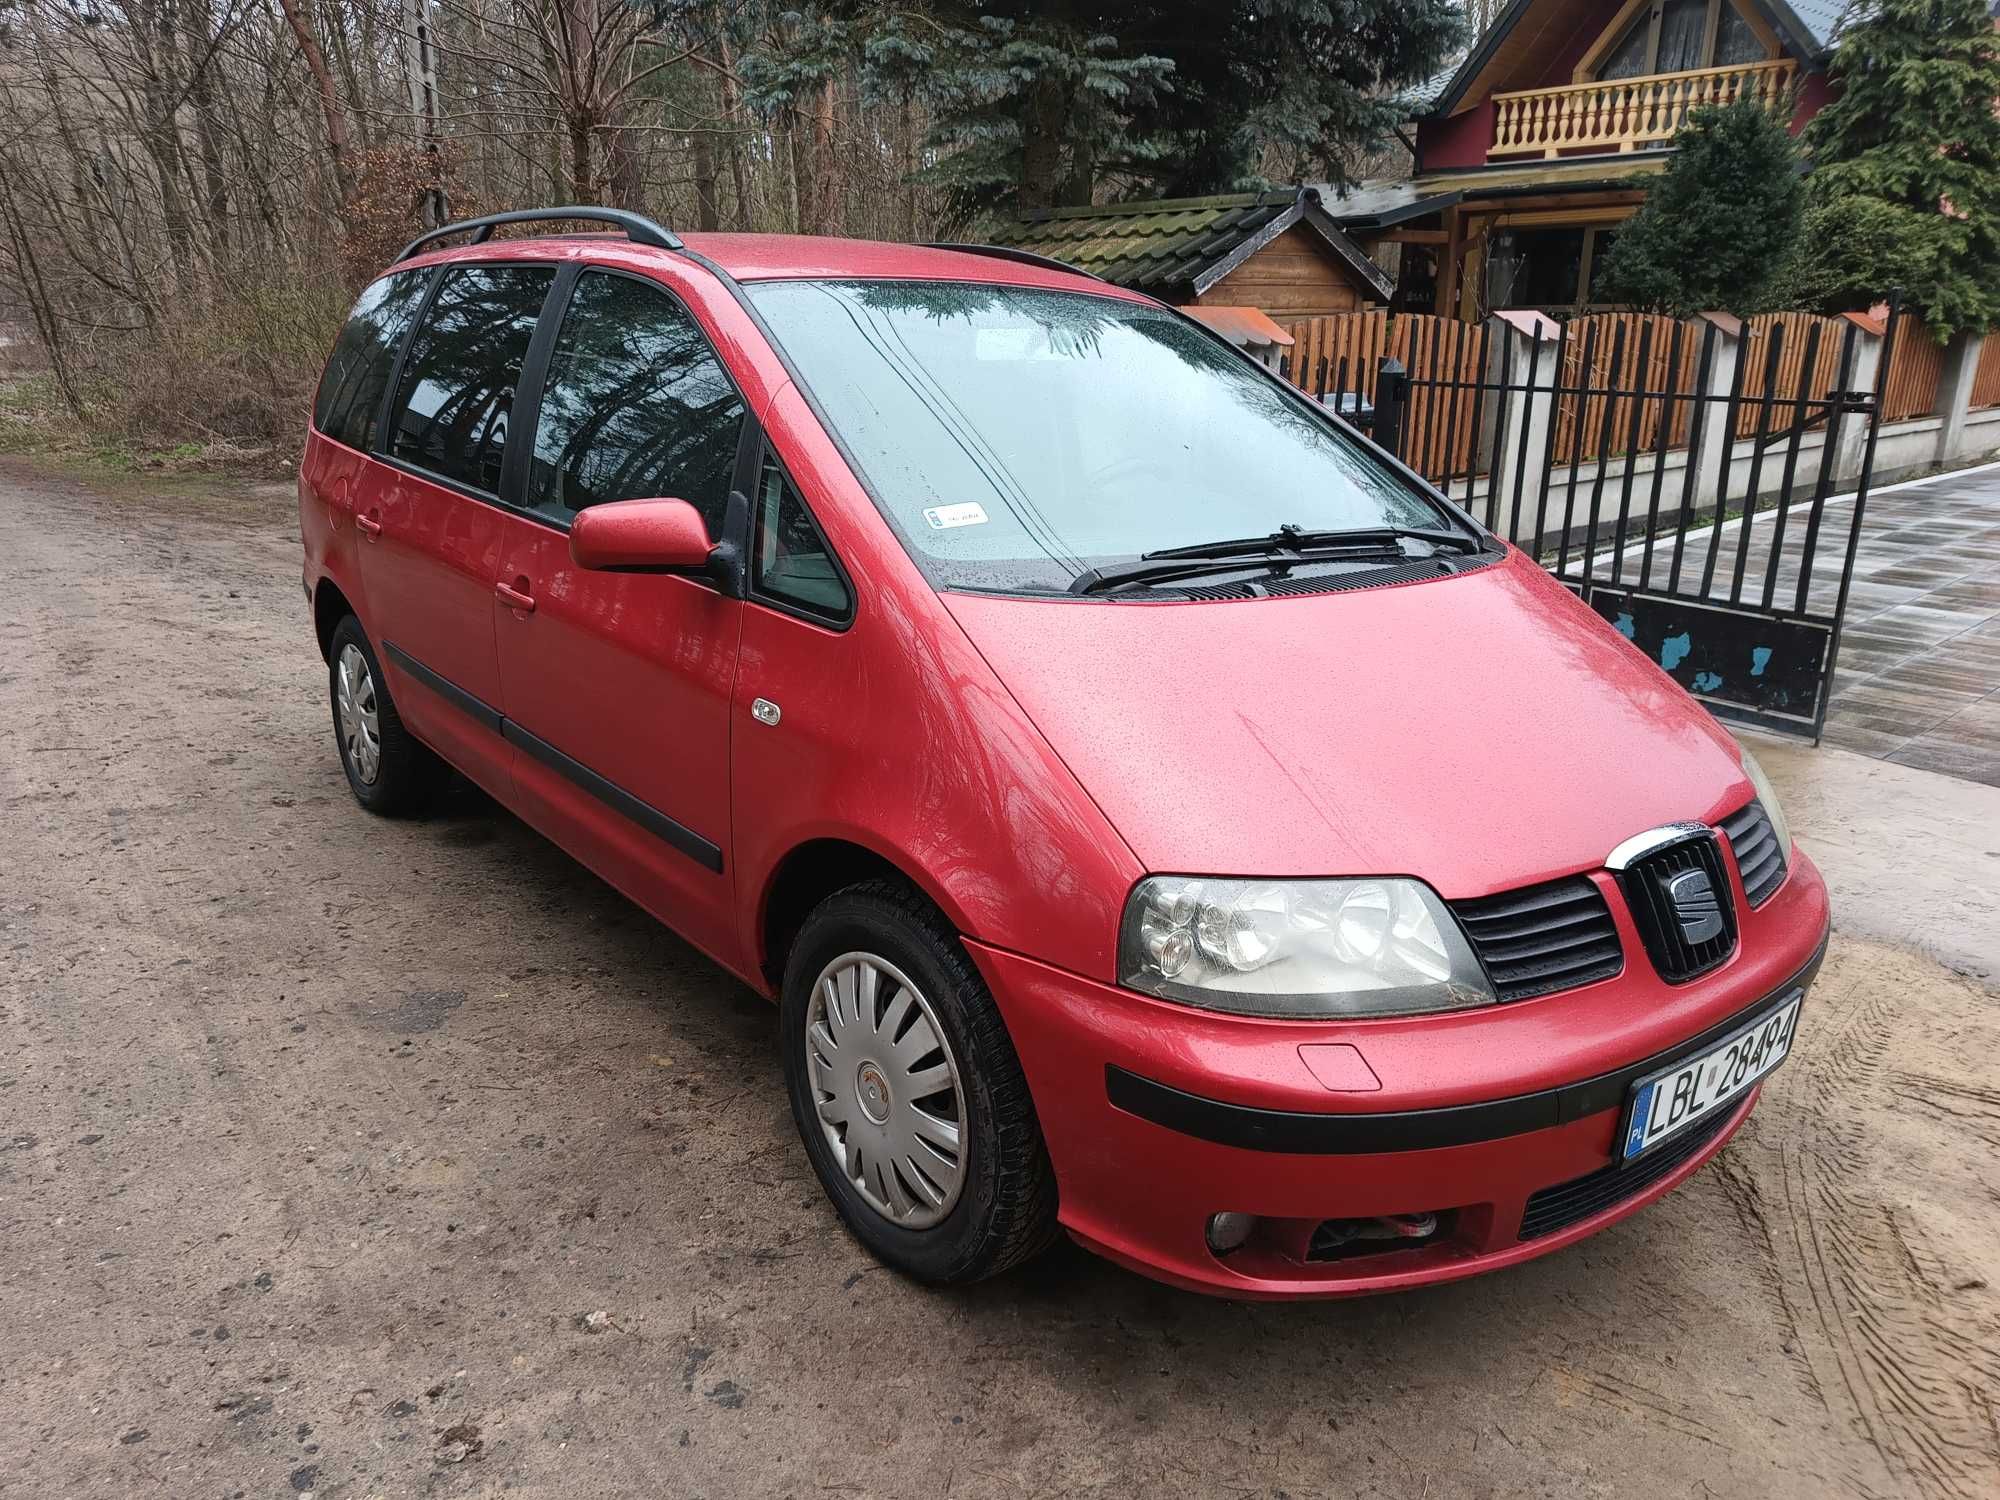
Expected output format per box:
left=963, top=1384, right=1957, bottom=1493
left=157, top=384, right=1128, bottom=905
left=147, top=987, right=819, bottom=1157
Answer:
left=1821, top=465, right=2000, bottom=786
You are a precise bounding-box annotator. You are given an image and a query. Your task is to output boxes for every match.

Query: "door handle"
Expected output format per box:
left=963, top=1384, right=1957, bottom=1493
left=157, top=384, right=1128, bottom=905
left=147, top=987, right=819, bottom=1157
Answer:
left=495, top=579, right=536, bottom=613
left=355, top=511, right=383, bottom=538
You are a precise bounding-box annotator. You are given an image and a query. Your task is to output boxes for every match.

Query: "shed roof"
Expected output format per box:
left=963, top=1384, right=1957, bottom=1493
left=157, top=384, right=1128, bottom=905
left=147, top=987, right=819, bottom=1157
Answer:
left=988, top=188, right=1392, bottom=303
left=1311, top=178, right=1463, bottom=230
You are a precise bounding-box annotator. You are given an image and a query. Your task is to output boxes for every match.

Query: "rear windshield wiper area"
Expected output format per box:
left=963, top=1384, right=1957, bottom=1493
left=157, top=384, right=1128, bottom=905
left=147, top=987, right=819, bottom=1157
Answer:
left=1069, top=525, right=1486, bottom=596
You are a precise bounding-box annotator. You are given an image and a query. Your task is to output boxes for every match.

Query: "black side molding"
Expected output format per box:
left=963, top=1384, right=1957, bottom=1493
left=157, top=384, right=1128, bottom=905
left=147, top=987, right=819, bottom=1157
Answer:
left=379, top=639, right=723, bottom=874
left=383, top=641, right=502, bottom=735
left=501, top=719, right=724, bottom=873
left=1107, top=935, right=1826, bottom=1156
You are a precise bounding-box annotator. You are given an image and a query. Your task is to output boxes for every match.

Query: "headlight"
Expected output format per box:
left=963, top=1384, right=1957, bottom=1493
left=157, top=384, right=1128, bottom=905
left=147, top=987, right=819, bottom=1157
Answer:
left=1737, top=743, right=1793, bottom=857
left=1118, top=876, right=1496, bottom=1018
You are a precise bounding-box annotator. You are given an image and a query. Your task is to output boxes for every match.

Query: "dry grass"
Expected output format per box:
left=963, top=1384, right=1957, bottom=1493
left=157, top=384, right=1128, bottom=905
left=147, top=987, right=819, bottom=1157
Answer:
left=83, top=276, right=348, bottom=473
left=2, top=270, right=347, bottom=477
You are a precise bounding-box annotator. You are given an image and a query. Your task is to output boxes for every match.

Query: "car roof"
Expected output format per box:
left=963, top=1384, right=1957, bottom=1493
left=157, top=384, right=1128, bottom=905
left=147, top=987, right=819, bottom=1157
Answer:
left=395, top=230, right=1143, bottom=301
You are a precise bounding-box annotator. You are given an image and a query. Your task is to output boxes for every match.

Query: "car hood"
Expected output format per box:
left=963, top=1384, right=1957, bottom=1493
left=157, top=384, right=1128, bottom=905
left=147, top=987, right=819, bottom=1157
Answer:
left=942, top=552, right=1753, bottom=899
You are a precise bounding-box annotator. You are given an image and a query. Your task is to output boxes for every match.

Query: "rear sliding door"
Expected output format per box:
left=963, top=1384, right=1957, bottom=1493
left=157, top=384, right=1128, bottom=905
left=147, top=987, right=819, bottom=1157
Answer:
left=364, top=262, right=555, bottom=788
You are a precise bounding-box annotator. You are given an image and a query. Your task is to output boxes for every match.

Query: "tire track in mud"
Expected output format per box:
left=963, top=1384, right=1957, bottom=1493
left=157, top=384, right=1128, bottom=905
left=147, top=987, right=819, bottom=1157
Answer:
left=1719, top=957, right=2000, bottom=1500
left=1553, top=1364, right=1732, bottom=1451
left=1888, top=1074, right=2000, bottom=1147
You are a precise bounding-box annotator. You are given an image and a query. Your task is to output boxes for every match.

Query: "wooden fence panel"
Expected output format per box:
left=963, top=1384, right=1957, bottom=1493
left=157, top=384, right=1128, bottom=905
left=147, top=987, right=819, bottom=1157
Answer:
left=1551, top=313, right=1698, bottom=465
left=1398, top=315, right=1489, bottom=482
left=1970, top=330, right=2000, bottom=411
left=1282, top=311, right=1487, bottom=481
left=1283, top=310, right=1393, bottom=401
left=1880, top=324, right=1945, bottom=422
left=1737, top=313, right=1848, bottom=437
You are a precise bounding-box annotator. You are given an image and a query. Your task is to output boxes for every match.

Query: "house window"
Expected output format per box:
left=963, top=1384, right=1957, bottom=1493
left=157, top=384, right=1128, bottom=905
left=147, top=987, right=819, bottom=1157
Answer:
left=1486, top=228, right=1586, bottom=312
left=1714, top=4, right=1766, bottom=65
left=1589, top=0, right=1773, bottom=81
left=1484, top=226, right=1624, bottom=314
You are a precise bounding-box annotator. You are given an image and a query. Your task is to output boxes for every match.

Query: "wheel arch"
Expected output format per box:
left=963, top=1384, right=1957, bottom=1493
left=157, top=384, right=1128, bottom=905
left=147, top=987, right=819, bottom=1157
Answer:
left=312, top=577, right=358, bottom=661
left=755, top=836, right=972, bottom=994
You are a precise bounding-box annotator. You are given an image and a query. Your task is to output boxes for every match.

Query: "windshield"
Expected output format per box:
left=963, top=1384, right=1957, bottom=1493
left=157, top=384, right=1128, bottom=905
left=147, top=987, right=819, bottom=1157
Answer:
left=746, top=280, right=1455, bottom=594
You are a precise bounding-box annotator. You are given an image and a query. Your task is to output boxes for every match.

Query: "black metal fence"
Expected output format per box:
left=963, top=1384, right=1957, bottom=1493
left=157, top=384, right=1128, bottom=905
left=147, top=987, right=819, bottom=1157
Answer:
left=1336, top=304, right=1901, bottom=740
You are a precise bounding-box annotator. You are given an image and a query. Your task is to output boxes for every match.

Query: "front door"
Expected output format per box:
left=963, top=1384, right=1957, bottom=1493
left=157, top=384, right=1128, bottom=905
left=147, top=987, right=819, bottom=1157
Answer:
left=492, top=268, right=751, bottom=964
left=361, top=261, right=556, bottom=788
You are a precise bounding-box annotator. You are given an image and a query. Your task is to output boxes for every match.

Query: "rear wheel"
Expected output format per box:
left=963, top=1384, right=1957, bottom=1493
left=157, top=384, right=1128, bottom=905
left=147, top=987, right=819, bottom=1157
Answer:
left=327, top=614, right=440, bottom=816
left=780, top=880, right=1059, bottom=1284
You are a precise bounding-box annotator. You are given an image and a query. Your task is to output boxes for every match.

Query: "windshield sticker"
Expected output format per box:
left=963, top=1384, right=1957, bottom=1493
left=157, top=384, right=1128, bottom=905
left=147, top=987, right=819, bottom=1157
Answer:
left=923, top=502, right=990, bottom=531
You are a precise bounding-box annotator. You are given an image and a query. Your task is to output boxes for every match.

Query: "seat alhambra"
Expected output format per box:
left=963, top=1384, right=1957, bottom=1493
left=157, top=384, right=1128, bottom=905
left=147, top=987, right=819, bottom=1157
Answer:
left=299, top=208, right=1829, bottom=1297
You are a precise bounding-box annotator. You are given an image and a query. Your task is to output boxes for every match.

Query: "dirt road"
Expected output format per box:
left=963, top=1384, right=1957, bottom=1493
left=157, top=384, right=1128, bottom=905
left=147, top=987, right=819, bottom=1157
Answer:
left=4, top=460, right=1997, bottom=1499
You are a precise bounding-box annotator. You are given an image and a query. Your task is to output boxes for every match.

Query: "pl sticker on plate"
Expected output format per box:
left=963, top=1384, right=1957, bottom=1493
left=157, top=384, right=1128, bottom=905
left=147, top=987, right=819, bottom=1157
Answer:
left=923, top=502, right=989, bottom=531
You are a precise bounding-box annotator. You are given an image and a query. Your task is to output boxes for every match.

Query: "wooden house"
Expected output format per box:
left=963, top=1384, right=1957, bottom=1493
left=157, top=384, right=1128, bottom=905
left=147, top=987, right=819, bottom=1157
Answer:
left=1324, top=0, right=1846, bottom=319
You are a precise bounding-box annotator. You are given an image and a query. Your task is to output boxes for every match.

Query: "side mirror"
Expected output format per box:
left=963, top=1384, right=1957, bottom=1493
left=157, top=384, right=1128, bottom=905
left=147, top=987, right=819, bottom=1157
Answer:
left=570, top=497, right=716, bottom=575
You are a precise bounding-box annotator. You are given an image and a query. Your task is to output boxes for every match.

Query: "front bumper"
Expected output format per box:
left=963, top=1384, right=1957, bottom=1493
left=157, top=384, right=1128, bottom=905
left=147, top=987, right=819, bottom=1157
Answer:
left=971, top=850, right=1831, bottom=1298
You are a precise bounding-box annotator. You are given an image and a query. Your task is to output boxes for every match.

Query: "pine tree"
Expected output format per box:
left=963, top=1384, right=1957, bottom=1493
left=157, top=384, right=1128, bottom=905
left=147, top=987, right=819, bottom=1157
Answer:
left=1798, top=0, right=2000, bottom=338
left=1117, top=2, right=1468, bottom=199
left=847, top=1, right=1464, bottom=220
left=1594, top=94, right=1805, bottom=318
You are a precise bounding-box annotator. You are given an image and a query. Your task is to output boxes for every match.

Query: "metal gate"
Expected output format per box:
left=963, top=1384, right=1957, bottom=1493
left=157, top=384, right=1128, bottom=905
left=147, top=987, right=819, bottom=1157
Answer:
left=1335, top=304, right=1897, bottom=741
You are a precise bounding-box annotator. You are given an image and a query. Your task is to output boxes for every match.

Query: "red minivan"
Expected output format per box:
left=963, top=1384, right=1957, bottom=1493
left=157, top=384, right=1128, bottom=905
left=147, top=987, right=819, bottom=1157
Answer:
left=299, top=208, right=1829, bottom=1298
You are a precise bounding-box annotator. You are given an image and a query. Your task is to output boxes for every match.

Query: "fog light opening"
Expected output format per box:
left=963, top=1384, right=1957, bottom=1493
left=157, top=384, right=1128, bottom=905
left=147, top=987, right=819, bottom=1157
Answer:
left=1205, top=1211, right=1259, bottom=1256
left=1307, top=1211, right=1445, bottom=1261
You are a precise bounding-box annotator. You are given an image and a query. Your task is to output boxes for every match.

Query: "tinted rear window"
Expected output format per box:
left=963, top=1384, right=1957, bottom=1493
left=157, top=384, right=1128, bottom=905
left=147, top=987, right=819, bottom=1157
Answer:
left=314, top=271, right=429, bottom=451
left=387, top=264, right=556, bottom=494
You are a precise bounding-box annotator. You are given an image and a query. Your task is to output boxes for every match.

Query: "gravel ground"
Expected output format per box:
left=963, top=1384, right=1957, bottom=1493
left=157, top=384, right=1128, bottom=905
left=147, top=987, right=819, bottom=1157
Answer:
left=3, top=459, right=1997, bottom=1500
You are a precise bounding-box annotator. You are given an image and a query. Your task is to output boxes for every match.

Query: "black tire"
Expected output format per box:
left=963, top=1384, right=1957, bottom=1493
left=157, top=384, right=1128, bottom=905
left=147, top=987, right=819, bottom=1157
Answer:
left=326, top=614, right=441, bottom=816
left=780, top=879, right=1059, bottom=1284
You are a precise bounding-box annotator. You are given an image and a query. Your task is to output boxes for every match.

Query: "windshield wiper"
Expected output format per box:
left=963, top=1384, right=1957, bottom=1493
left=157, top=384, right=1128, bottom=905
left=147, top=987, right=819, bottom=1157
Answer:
left=1143, top=523, right=1480, bottom=563
left=1071, top=540, right=1416, bottom=596
left=1068, top=524, right=1481, bottom=596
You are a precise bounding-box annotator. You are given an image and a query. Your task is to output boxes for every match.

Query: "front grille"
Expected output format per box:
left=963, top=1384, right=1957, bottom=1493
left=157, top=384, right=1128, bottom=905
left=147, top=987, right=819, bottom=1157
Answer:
left=1519, top=1100, right=1738, bottom=1240
left=1451, top=877, right=1623, bottom=1002
left=1720, top=799, right=1787, bottom=907
left=1617, top=833, right=1738, bottom=983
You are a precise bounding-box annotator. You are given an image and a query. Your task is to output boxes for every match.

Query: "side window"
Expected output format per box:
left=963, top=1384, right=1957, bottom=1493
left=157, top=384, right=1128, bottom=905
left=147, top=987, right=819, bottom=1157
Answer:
left=752, top=450, right=851, bottom=623
left=526, top=271, right=746, bottom=533
left=387, top=264, right=555, bottom=495
left=314, top=271, right=428, bottom=451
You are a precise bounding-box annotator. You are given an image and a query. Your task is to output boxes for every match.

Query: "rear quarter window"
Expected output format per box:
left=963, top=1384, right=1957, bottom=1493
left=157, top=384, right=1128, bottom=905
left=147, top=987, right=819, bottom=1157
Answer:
left=313, top=271, right=430, bottom=452
left=386, top=263, right=556, bottom=495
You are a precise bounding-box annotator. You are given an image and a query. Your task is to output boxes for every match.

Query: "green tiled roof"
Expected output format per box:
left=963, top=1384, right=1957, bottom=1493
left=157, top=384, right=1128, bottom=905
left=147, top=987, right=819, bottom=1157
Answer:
left=988, top=188, right=1391, bottom=302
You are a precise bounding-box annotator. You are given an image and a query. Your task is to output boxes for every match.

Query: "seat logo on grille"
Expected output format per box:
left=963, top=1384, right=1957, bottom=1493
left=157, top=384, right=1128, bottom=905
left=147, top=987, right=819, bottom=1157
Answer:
left=1666, top=869, right=1724, bottom=944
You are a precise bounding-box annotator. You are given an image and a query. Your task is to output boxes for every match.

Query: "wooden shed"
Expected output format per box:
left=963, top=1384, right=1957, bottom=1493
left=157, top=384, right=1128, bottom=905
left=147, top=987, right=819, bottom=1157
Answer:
left=988, top=188, right=1393, bottom=320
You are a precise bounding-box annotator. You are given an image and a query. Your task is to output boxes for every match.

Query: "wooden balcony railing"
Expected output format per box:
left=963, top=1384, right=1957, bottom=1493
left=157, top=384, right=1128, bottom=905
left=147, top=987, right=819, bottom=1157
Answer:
left=1490, top=59, right=1797, bottom=159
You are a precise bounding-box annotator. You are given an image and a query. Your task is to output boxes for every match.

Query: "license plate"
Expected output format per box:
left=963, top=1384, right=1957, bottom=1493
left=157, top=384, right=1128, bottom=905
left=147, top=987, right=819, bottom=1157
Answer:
left=1621, top=994, right=1803, bottom=1161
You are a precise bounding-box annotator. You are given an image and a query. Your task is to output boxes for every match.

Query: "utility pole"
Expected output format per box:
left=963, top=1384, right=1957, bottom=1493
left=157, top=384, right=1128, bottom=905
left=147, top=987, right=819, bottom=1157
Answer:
left=405, top=0, right=447, bottom=226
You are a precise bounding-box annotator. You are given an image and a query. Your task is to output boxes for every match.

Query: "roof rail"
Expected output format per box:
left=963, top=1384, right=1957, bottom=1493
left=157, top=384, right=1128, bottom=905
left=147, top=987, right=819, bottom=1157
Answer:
left=396, top=206, right=683, bottom=264
left=917, top=242, right=1104, bottom=282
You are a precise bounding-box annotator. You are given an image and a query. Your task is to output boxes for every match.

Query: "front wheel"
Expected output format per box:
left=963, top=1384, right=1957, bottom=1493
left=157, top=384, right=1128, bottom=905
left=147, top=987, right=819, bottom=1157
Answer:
left=780, top=880, right=1059, bottom=1284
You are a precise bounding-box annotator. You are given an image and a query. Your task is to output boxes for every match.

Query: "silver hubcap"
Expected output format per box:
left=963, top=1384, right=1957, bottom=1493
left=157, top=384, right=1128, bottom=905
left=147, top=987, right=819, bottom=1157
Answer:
left=334, top=644, right=382, bottom=786
left=806, top=953, right=966, bottom=1229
